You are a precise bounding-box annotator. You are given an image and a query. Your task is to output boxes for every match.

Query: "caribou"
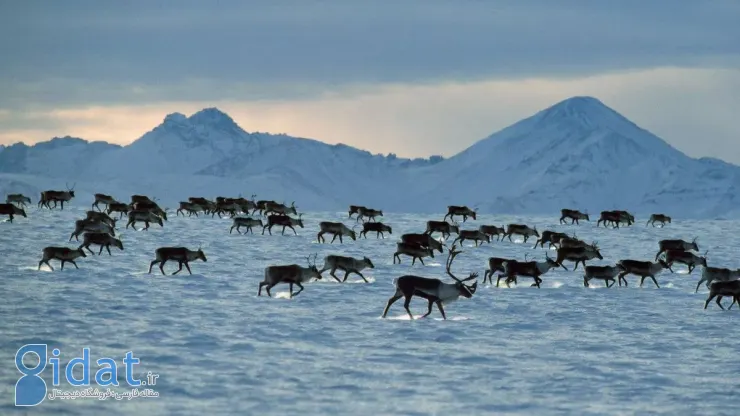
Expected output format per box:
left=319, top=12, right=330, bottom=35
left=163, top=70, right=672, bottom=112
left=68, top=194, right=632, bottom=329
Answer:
left=126, top=209, right=164, bottom=231
left=176, top=201, right=204, bottom=217
left=703, top=280, right=740, bottom=310
left=443, top=205, right=477, bottom=223
left=230, top=217, right=264, bottom=234
left=555, top=244, right=603, bottom=271
left=69, top=219, right=115, bottom=241
left=400, top=233, right=444, bottom=254
left=39, top=183, right=76, bottom=210
left=615, top=259, right=670, bottom=288
left=85, top=210, right=117, bottom=228
left=482, top=257, right=516, bottom=284
left=560, top=209, right=590, bottom=225
left=533, top=230, right=570, bottom=249
left=38, top=246, right=87, bottom=271
left=583, top=265, right=622, bottom=288
left=503, top=224, right=539, bottom=243
left=348, top=205, right=366, bottom=219
left=655, top=238, right=698, bottom=261
left=496, top=254, right=561, bottom=288
left=148, top=246, right=207, bottom=275
left=131, top=195, right=154, bottom=205
left=92, top=193, right=117, bottom=211
left=0, top=203, right=26, bottom=223
left=262, top=214, right=304, bottom=235
left=359, top=222, right=392, bottom=239
left=258, top=254, right=322, bottom=298
left=597, top=210, right=634, bottom=228
left=356, top=207, right=383, bottom=223
left=382, top=244, right=477, bottom=320
left=212, top=199, right=241, bottom=218
left=264, top=201, right=298, bottom=216
left=106, top=202, right=131, bottom=218
left=695, top=266, right=740, bottom=293
left=78, top=232, right=124, bottom=256
left=316, top=222, right=357, bottom=243
left=393, top=242, right=435, bottom=265
left=479, top=225, right=506, bottom=242
left=646, top=214, right=671, bottom=227
left=664, top=249, right=708, bottom=274
left=255, top=199, right=278, bottom=216
left=453, top=229, right=491, bottom=247
left=6, top=193, right=31, bottom=207
left=132, top=200, right=168, bottom=221
left=188, top=197, right=216, bottom=214
left=424, top=220, right=459, bottom=239
left=318, top=255, right=375, bottom=283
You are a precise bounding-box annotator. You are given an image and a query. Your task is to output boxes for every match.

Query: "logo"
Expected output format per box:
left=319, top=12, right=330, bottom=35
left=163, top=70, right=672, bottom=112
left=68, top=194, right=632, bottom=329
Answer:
left=15, top=344, right=159, bottom=406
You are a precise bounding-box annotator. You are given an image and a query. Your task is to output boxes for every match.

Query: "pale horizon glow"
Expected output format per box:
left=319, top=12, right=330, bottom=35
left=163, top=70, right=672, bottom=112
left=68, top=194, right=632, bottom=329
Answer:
left=2, top=1, right=739, bottom=162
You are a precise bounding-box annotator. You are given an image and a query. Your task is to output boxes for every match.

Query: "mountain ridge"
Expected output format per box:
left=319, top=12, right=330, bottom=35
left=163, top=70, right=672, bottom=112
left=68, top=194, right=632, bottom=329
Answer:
left=1, top=96, right=738, bottom=218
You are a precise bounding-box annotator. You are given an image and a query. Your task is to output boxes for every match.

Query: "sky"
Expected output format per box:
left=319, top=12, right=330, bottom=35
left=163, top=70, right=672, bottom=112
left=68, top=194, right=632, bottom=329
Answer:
left=1, top=0, right=739, bottom=162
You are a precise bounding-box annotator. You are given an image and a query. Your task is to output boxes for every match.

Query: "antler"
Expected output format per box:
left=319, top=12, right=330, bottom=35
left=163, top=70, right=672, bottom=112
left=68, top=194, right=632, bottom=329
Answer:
left=291, top=201, right=295, bottom=207
left=524, top=253, right=529, bottom=262
left=445, top=243, right=464, bottom=282
left=251, top=194, right=257, bottom=200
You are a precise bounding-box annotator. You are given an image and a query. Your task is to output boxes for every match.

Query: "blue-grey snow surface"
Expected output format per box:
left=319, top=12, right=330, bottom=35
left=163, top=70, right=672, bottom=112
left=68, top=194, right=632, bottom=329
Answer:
left=2, top=206, right=739, bottom=415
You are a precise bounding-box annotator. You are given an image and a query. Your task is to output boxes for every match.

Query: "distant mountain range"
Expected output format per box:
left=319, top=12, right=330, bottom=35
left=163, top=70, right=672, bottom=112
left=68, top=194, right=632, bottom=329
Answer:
left=1, top=96, right=739, bottom=218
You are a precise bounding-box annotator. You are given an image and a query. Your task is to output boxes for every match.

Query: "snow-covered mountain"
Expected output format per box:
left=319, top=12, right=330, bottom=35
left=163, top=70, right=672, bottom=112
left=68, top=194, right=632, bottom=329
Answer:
left=410, top=96, right=740, bottom=218
left=1, top=96, right=738, bottom=218
left=0, top=136, right=120, bottom=177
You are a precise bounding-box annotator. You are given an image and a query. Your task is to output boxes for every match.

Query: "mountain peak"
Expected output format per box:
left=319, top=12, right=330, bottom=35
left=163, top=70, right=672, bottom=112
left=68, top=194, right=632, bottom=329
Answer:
left=163, top=112, right=188, bottom=125
left=188, top=107, right=238, bottom=129
left=534, top=95, right=634, bottom=130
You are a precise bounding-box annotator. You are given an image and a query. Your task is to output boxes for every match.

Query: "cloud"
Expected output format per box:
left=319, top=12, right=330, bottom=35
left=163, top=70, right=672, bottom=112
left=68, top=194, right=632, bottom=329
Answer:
left=1, top=1, right=739, bottom=108
left=2, top=67, right=739, bottom=165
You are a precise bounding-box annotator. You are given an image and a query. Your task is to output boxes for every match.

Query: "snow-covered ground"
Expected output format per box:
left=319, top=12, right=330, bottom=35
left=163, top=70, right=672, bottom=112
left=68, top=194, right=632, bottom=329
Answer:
left=2, top=205, right=739, bottom=415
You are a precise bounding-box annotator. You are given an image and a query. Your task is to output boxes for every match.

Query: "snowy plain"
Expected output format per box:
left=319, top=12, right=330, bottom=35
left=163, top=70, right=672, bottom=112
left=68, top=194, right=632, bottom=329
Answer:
left=2, top=204, right=740, bottom=415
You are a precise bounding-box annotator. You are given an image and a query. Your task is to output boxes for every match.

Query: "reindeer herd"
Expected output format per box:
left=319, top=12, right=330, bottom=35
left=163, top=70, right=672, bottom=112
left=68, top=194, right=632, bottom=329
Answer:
left=4, top=190, right=740, bottom=315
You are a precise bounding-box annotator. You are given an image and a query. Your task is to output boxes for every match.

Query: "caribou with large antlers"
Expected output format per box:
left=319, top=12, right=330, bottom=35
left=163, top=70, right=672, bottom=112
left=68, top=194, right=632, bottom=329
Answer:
left=258, top=254, right=322, bottom=298
left=382, top=244, right=478, bottom=320
left=0, top=203, right=26, bottom=223
left=39, top=183, right=76, bottom=210
left=317, top=221, right=357, bottom=243
left=444, top=205, right=477, bottom=223
left=148, top=246, right=207, bottom=275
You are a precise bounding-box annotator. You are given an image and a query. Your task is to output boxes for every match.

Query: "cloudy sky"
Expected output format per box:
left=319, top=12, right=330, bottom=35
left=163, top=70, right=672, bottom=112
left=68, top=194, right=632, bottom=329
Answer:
left=1, top=1, right=739, bottom=162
